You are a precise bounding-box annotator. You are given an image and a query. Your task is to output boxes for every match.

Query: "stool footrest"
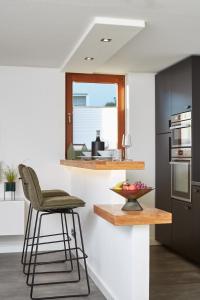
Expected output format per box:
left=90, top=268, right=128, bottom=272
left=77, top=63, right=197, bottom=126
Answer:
left=26, top=232, right=70, bottom=240
left=28, top=237, right=71, bottom=247
left=31, top=247, right=87, bottom=259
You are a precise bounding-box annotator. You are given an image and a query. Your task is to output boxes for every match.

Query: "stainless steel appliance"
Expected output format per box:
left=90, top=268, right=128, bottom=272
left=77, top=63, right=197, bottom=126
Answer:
left=170, top=111, right=191, bottom=148
left=170, top=148, right=191, bottom=202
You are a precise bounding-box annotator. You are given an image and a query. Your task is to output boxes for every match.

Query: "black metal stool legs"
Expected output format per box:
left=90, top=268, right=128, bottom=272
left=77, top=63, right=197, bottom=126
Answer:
left=30, top=212, right=43, bottom=298
left=27, top=210, right=90, bottom=299
left=27, top=211, right=81, bottom=287
left=26, top=211, right=39, bottom=285
left=23, top=205, right=34, bottom=274
left=61, top=213, right=68, bottom=261
left=63, top=213, right=73, bottom=271
left=73, top=211, right=90, bottom=295
left=21, top=202, right=32, bottom=264
left=71, top=210, right=81, bottom=281
left=22, top=209, right=72, bottom=276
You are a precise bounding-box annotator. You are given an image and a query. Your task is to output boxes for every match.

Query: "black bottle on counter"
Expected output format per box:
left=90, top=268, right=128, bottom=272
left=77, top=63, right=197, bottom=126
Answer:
left=91, top=130, right=104, bottom=157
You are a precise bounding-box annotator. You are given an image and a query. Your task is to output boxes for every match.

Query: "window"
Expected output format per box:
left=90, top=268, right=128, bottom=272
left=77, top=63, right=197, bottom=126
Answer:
left=65, top=73, right=125, bottom=158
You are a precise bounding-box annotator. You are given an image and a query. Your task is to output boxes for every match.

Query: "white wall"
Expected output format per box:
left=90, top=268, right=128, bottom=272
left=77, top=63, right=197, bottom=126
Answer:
left=0, top=66, right=71, bottom=252
left=0, top=68, right=156, bottom=252
left=126, top=73, right=156, bottom=244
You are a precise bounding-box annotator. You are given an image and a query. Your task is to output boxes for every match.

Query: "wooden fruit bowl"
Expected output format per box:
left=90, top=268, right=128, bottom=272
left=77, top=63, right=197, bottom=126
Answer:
left=110, top=187, right=153, bottom=211
left=111, top=188, right=153, bottom=200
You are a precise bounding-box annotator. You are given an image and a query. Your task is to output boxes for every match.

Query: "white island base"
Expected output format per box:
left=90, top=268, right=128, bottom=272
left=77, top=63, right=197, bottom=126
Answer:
left=91, top=219, right=150, bottom=300
left=60, top=161, right=171, bottom=300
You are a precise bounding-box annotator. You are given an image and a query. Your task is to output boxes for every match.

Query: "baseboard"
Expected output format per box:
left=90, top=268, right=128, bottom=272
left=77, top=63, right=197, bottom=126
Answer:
left=0, top=236, right=24, bottom=253
left=86, top=261, right=115, bottom=300
left=0, top=244, right=22, bottom=253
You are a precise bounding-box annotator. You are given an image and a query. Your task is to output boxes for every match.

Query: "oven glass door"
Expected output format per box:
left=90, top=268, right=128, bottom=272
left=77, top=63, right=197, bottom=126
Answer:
left=171, top=126, right=191, bottom=147
left=171, top=160, right=191, bottom=202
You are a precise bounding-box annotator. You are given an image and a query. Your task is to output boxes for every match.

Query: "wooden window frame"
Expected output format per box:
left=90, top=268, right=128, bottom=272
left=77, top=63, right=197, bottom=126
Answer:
left=65, top=73, right=125, bottom=158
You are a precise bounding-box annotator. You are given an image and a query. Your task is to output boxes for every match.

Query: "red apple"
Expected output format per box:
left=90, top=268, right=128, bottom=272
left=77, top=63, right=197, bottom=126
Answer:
left=122, top=183, right=130, bottom=191
left=128, top=184, right=138, bottom=191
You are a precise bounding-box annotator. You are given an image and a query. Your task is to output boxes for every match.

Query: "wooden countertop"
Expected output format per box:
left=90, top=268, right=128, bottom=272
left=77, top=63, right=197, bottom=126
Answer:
left=94, top=204, right=172, bottom=226
left=60, top=160, right=145, bottom=170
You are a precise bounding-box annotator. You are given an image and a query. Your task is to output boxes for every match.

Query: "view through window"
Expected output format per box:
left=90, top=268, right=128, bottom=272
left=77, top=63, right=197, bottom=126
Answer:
left=72, top=82, right=118, bottom=149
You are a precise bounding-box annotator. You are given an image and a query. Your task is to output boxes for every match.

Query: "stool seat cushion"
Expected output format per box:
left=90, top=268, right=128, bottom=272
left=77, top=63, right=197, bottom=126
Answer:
left=41, top=195, right=85, bottom=209
left=42, top=190, right=70, bottom=198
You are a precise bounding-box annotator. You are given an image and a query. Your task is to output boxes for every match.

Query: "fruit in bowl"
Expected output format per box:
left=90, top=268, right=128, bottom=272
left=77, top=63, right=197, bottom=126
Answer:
left=111, top=181, right=153, bottom=211
left=113, top=181, right=124, bottom=190
left=113, top=181, right=149, bottom=191
left=112, top=181, right=152, bottom=197
left=126, top=184, right=138, bottom=191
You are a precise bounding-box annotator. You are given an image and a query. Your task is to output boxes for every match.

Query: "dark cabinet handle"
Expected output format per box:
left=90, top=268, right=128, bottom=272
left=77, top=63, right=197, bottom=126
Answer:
left=169, top=137, right=171, bottom=162
left=184, top=203, right=192, bottom=210
left=186, top=105, right=191, bottom=110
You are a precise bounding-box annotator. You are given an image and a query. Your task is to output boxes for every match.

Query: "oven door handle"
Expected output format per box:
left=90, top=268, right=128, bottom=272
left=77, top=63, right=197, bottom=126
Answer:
left=170, top=124, right=191, bottom=130
left=169, top=161, right=191, bottom=165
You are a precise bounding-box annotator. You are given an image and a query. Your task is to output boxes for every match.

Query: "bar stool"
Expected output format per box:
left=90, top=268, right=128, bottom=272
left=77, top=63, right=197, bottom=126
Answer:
left=22, top=165, right=90, bottom=299
left=18, top=164, right=71, bottom=274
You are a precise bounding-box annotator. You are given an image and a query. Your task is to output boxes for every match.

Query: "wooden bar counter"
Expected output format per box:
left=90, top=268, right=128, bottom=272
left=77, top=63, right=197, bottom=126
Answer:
left=60, top=159, right=144, bottom=170
left=94, top=204, right=172, bottom=226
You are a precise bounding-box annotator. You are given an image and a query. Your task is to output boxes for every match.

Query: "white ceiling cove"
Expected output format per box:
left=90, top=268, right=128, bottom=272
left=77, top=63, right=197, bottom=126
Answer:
left=1, top=0, right=200, bottom=73
left=61, top=17, right=145, bottom=73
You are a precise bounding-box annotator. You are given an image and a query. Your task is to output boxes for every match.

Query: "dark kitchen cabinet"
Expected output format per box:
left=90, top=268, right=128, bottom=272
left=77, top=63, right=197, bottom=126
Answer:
left=155, top=56, right=200, bottom=259
left=171, top=57, right=192, bottom=115
left=192, top=57, right=200, bottom=183
left=190, top=186, right=200, bottom=263
left=155, top=69, right=171, bottom=134
left=172, top=199, right=193, bottom=260
left=172, top=186, right=200, bottom=264
left=155, top=133, right=172, bottom=246
left=155, top=57, right=193, bottom=135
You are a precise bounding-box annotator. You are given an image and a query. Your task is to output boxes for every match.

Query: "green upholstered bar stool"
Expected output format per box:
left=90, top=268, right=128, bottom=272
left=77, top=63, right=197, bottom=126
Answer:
left=18, top=164, right=71, bottom=273
left=22, top=165, right=90, bottom=299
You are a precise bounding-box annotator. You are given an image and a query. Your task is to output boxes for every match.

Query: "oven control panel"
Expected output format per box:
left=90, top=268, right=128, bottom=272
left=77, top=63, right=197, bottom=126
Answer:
left=171, top=147, right=191, bottom=158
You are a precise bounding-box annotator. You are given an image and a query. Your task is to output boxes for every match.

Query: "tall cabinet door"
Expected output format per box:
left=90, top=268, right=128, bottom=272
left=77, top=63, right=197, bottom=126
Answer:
left=171, top=57, right=192, bottom=115
left=189, top=186, right=200, bottom=263
left=155, top=69, right=171, bottom=134
left=172, top=199, right=193, bottom=259
left=155, top=133, right=172, bottom=246
left=192, top=57, right=200, bottom=183
left=172, top=187, right=200, bottom=264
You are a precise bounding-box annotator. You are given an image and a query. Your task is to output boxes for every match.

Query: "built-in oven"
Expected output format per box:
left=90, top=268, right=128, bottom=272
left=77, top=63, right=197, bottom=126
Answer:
left=170, top=148, right=191, bottom=202
left=170, top=111, right=191, bottom=148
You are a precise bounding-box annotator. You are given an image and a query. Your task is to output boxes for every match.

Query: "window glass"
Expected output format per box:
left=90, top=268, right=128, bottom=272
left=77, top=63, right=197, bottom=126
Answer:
left=72, top=82, right=118, bottom=149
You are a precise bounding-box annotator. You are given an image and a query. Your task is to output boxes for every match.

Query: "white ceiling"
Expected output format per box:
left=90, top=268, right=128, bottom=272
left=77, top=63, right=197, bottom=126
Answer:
left=61, top=18, right=145, bottom=72
left=1, top=0, right=200, bottom=73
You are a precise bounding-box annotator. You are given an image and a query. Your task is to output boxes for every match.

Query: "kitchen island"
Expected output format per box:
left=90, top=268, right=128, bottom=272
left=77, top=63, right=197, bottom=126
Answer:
left=60, top=159, right=171, bottom=300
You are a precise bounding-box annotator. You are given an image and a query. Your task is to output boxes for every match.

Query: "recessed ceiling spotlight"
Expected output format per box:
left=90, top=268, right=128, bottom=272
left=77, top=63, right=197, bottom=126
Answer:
left=100, top=38, right=112, bottom=42
left=84, top=57, right=94, bottom=61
